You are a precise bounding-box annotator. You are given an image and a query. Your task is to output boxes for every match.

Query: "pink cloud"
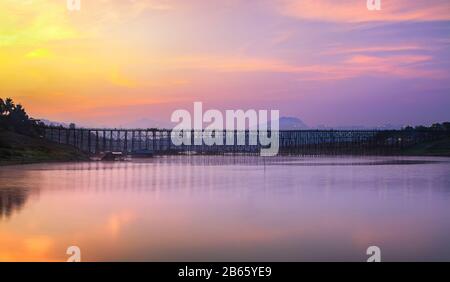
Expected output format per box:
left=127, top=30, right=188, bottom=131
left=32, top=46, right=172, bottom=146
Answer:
left=279, top=0, right=450, bottom=22
left=160, top=53, right=445, bottom=81
left=323, top=44, right=429, bottom=55
left=301, top=54, right=445, bottom=81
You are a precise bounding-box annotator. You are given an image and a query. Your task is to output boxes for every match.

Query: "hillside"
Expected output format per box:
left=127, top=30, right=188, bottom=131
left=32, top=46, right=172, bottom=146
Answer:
left=402, top=137, right=450, bottom=157
left=0, top=130, right=88, bottom=165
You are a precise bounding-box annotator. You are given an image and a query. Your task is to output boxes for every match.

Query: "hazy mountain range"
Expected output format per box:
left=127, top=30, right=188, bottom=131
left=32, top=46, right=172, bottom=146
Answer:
left=38, top=117, right=403, bottom=130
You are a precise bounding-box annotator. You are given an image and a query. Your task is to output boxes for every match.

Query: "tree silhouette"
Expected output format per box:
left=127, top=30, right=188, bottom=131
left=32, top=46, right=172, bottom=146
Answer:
left=0, top=97, right=40, bottom=136
left=0, top=98, right=5, bottom=116
left=4, top=98, right=14, bottom=115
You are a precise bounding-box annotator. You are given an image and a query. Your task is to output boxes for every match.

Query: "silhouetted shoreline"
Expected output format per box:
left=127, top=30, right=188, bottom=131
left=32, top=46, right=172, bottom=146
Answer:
left=0, top=130, right=88, bottom=166
left=1, top=129, right=448, bottom=166
left=1, top=98, right=449, bottom=165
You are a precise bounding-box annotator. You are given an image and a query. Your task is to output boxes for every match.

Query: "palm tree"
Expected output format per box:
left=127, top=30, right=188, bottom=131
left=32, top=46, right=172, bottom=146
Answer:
left=12, top=104, right=28, bottom=124
left=0, top=98, right=36, bottom=134
left=4, top=98, right=14, bottom=115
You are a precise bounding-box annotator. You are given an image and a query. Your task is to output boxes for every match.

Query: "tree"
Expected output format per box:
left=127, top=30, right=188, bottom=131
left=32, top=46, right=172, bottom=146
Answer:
left=414, top=125, right=427, bottom=131
left=0, top=97, right=39, bottom=136
left=442, top=122, right=450, bottom=131
left=430, top=123, right=443, bottom=131
left=4, top=98, right=15, bottom=115
left=0, top=98, right=5, bottom=116
left=403, top=126, right=414, bottom=131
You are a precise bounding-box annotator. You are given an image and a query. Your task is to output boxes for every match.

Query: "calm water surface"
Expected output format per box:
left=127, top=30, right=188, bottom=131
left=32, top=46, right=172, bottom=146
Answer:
left=1, top=156, right=450, bottom=261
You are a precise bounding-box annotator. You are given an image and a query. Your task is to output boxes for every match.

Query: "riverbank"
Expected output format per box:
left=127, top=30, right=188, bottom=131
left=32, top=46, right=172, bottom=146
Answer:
left=1, top=130, right=449, bottom=166
left=0, top=130, right=89, bottom=166
left=401, top=137, right=450, bottom=157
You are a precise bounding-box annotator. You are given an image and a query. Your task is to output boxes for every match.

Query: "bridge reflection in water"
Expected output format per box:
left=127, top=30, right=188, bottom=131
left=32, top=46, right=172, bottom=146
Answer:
left=40, top=126, right=442, bottom=156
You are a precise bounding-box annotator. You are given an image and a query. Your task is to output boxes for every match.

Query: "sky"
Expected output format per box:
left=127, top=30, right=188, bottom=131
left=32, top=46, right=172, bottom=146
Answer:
left=1, top=0, right=450, bottom=127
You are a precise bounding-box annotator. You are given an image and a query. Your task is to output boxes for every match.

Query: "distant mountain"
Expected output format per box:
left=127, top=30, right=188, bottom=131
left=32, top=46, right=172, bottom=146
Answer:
left=37, top=117, right=404, bottom=131
left=38, top=116, right=310, bottom=130
left=256, top=116, right=309, bottom=130
left=38, top=119, right=70, bottom=128
left=315, top=123, right=403, bottom=130
left=278, top=117, right=309, bottom=130
left=119, top=118, right=172, bottom=129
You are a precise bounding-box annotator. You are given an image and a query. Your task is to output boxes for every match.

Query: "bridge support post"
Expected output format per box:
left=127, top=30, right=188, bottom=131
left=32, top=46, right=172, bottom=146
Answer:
left=80, top=129, right=84, bottom=152
left=87, top=130, right=91, bottom=154
left=110, top=130, right=113, bottom=152
left=124, top=131, right=128, bottom=153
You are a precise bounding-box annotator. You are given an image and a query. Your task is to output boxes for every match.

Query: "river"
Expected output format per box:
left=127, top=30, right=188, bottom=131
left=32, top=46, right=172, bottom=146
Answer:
left=1, top=156, right=449, bottom=261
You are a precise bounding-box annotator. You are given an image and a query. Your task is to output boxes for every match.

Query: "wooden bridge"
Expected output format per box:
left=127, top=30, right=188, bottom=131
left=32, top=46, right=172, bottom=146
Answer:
left=39, top=126, right=442, bottom=156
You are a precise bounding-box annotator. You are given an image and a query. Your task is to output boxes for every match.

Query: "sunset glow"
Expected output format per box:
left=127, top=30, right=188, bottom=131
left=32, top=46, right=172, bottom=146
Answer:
left=1, top=0, right=449, bottom=127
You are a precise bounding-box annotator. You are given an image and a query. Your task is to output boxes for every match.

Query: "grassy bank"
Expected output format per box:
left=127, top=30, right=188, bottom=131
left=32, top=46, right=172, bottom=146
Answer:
left=0, top=130, right=89, bottom=165
left=401, top=137, right=450, bottom=157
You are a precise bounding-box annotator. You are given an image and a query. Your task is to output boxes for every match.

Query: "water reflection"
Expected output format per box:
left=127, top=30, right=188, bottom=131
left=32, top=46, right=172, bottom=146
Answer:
left=0, top=187, right=29, bottom=219
left=0, top=169, right=40, bottom=220
left=0, top=156, right=449, bottom=261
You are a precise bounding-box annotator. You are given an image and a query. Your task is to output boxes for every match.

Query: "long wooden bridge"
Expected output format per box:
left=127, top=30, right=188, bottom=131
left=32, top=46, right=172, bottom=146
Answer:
left=39, top=126, right=442, bottom=156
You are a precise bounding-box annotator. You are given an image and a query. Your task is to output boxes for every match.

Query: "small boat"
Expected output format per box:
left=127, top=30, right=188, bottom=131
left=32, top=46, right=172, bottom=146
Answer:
left=131, top=149, right=154, bottom=158
left=178, top=150, right=198, bottom=155
left=101, top=151, right=126, bottom=161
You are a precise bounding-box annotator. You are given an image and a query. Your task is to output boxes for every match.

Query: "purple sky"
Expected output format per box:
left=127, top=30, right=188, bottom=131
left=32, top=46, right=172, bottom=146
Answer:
left=3, top=0, right=450, bottom=127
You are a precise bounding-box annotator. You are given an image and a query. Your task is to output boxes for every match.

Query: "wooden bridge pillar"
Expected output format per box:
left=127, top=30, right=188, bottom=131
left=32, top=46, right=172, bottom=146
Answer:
left=87, top=130, right=91, bottom=154
left=102, top=130, right=106, bottom=152
left=80, top=129, right=84, bottom=152
left=124, top=131, right=128, bottom=153
left=95, top=130, right=99, bottom=154
left=109, top=130, right=113, bottom=152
